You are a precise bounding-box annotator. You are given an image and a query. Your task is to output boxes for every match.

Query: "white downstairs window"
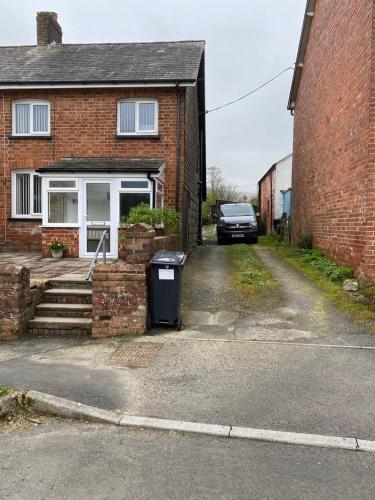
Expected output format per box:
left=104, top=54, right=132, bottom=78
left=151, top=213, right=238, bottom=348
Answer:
left=12, top=100, right=50, bottom=136
left=45, top=179, right=79, bottom=225
left=12, top=170, right=42, bottom=218
left=117, top=100, right=158, bottom=135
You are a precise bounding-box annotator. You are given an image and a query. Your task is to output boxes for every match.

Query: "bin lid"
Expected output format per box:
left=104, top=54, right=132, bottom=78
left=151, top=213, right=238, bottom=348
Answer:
left=151, top=251, right=185, bottom=265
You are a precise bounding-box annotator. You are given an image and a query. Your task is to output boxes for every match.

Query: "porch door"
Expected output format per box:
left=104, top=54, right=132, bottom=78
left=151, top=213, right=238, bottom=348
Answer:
left=81, top=180, right=117, bottom=258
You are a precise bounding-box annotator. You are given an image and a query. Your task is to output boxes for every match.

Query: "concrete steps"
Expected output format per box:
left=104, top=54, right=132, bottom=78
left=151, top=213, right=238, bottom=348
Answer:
left=28, top=317, right=92, bottom=337
left=35, top=303, right=92, bottom=318
left=28, top=276, right=93, bottom=337
left=43, top=288, right=92, bottom=305
left=48, top=277, right=92, bottom=290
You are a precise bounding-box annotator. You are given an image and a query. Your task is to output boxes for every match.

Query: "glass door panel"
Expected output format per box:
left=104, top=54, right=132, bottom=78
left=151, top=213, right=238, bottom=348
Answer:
left=84, top=182, right=111, bottom=256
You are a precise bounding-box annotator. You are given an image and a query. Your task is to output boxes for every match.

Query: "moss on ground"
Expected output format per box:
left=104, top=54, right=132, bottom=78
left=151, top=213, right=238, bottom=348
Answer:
left=259, top=235, right=375, bottom=324
left=0, top=387, right=10, bottom=397
left=228, top=244, right=278, bottom=294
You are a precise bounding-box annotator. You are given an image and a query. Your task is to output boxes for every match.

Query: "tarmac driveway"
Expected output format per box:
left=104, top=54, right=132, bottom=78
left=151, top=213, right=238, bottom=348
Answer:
left=0, top=239, right=374, bottom=441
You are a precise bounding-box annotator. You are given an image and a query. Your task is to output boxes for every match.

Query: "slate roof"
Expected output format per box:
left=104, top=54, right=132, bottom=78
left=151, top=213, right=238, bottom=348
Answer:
left=36, top=157, right=164, bottom=173
left=0, top=41, right=205, bottom=85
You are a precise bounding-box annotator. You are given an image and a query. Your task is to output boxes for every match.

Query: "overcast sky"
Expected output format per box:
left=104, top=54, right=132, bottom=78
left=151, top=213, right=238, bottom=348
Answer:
left=0, top=0, right=305, bottom=194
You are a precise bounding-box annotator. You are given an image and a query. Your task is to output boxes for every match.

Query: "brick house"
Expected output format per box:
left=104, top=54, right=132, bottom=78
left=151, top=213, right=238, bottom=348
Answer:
left=288, top=0, right=375, bottom=282
left=0, top=12, right=206, bottom=259
left=258, top=154, right=292, bottom=234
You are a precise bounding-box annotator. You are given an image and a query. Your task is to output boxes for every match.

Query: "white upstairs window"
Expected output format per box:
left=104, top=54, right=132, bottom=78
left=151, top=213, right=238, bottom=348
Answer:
left=118, top=100, right=158, bottom=135
left=12, top=100, right=50, bottom=136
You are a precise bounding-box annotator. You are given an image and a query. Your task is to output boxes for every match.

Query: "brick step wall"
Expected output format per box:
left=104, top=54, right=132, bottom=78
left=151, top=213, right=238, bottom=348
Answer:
left=28, top=279, right=93, bottom=337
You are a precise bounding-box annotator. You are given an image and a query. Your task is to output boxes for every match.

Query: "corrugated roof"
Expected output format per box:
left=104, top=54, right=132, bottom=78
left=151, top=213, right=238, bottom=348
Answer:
left=0, top=41, right=205, bottom=85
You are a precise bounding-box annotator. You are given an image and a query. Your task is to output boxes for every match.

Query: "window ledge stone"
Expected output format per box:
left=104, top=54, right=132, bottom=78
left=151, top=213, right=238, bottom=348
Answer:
left=8, top=217, right=42, bottom=222
left=116, top=134, right=160, bottom=140
left=9, top=135, right=52, bottom=140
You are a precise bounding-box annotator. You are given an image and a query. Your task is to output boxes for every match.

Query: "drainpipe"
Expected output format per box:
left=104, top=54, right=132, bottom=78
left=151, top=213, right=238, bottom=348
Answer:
left=197, top=130, right=204, bottom=245
left=175, top=85, right=181, bottom=212
left=270, top=168, right=274, bottom=233
left=2, top=90, right=6, bottom=246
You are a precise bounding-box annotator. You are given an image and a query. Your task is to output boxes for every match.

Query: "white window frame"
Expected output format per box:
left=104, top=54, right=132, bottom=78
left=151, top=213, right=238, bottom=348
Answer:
left=155, top=180, right=164, bottom=208
left=118, top=178, right=153, bottom=219
left=47, top=179, right=78, bottom=191
left=117, top=99, right=158, bottom=136
left=11, top=170, right=42, bottom=218
left=12, top=100, right=51, bottom=136
left=43, top=177, right=80, bottom=227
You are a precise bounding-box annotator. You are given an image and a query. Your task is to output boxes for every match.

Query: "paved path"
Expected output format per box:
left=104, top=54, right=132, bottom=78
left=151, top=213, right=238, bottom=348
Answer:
left=0, top=252, right=90, bottom=280
left=1, top=420, right=375, bottom=499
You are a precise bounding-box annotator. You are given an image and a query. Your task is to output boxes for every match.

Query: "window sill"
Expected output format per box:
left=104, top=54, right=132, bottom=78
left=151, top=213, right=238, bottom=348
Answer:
left=116, top=134, right=160, bottom=140
left=9, top=135, right=52, bottom=140
left=8, top=217, right=42, bottom=222
left=40, top=225, right=80, bottom=228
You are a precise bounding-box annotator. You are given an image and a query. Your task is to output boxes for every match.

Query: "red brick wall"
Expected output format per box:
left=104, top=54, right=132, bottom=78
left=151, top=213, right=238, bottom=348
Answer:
left=292, top=0, right=375, bottom=282
left=5, top=220, right=42, bottom=251
left=259, top=167, right=276, bottom=234
left=92, top=262, right=147, bottom=338
left=0, top=87, right=188, bottom=252
left=41, top=227, right=79, bottom=257
left=0, top=265, right=30, bottom=340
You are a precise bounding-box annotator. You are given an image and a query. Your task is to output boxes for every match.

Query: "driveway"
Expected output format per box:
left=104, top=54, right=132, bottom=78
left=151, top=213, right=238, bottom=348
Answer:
left=0, top=239, right=374, bottom=440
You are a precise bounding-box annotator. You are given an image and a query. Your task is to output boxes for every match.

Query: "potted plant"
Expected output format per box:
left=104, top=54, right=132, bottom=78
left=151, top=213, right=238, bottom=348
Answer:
left=48, top=239, right=67, bottom=259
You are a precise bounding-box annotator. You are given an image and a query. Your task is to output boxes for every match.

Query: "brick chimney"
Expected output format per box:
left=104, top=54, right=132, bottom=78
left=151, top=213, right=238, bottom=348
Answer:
left=37, top=12, right=62, bottom=45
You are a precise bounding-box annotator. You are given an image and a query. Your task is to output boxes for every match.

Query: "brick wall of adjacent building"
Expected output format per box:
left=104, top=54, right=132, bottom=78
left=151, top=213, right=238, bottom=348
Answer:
left=92, top=262, right=147, bottom=338
left=259, top=166, right=276, bottom=234
left=292, top=0, right=375, bottom=282
left=0, top=86, right=200, bottom=253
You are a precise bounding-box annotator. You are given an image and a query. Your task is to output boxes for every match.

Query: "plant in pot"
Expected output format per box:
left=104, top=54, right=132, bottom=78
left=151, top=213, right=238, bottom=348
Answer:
left=48, top=239, right=67, bottom=259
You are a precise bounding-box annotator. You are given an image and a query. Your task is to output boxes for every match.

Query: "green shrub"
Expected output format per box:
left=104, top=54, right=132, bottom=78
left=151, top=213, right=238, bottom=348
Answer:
left=121, top=204, right=181, bottom=234
left=0, top=387, right=10, bottom=397
left=297, top=249, right=353, bottom=282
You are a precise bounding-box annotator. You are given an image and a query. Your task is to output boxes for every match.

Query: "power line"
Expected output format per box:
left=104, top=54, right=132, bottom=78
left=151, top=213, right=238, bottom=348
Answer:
left=205, top=66, right=294, bottom=115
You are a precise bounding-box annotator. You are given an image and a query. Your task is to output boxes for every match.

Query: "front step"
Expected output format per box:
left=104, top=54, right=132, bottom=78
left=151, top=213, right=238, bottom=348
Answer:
left=43, top=288, right=92, bottom=304
left=48, top=277, right=92, bottom=290
left=28, top=317, right=92, bottom=337
left=35, top=303, right=92, bottom=318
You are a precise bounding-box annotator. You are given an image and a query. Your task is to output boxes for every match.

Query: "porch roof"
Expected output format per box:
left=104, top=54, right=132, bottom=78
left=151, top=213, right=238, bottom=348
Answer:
left=36, top=157, right=164, bottom=174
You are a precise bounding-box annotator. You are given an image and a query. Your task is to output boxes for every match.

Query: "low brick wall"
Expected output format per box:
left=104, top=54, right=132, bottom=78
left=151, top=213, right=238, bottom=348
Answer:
left=154, top=234, right=182, bottom=253
left=92, top=262, right=147, bottom=338
left=0, top=265, right=31, bottom=341
left=41, top=227, right=79, bottom=258
left=122, top=223, right=182, bottom=263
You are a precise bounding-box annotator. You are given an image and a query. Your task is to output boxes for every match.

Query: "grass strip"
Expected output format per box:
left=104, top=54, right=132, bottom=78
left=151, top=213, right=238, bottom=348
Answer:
left=228, top=243, right=277, bottom=293
left=259, top=235, right=375, bottom=324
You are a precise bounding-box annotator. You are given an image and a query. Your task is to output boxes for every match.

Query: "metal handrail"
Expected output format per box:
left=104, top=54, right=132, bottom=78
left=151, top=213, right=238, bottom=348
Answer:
left=85, top=230, right=109, bottom=281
